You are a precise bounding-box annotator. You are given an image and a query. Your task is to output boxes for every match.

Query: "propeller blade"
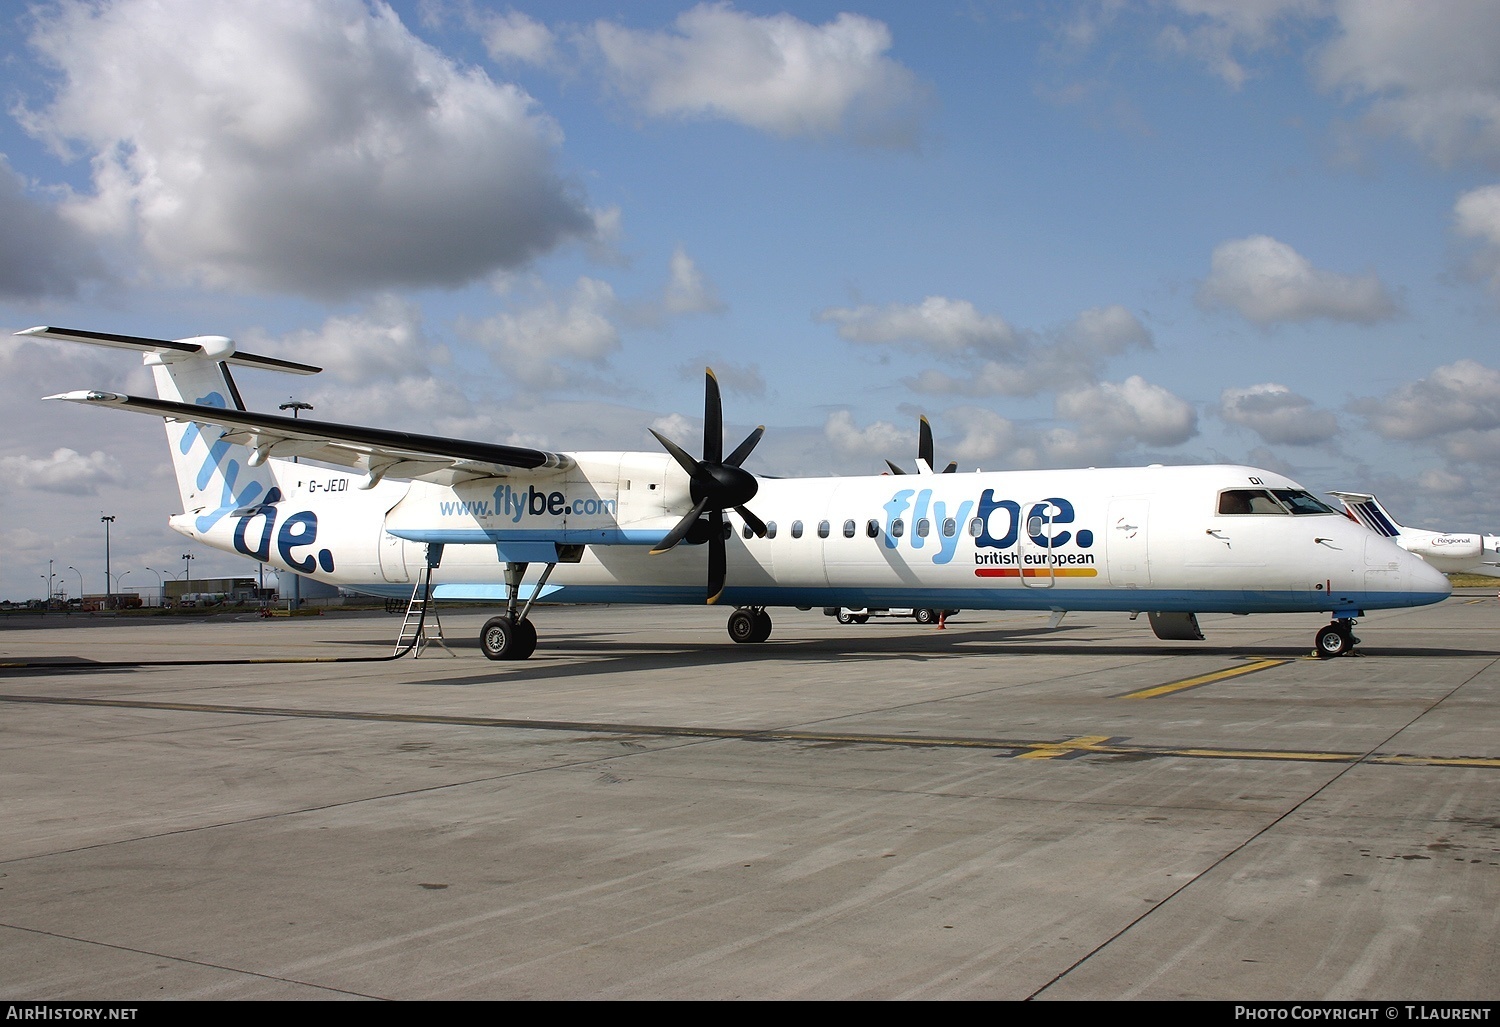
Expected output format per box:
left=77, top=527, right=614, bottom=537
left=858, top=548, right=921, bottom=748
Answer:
left=735, top=505, right=767, bottom=537
left=706, top=510, right=727, bottom=604
left=919, top=415, right=935, bottom=470
left=703, top=369, right=723, bottom=465
left=941, top=461, right=958, bottom=474
left=650, top=496, right=711, bottom=554
left=885, top=460, right=906, bottom=475
left=650, top=428, right=699, bottom=478
left=724, top=425, right=764, bottom=468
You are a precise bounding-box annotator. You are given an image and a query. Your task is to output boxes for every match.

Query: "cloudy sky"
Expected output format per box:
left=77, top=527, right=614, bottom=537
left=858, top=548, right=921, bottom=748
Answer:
left=3, top=0, right=1500, bottom=601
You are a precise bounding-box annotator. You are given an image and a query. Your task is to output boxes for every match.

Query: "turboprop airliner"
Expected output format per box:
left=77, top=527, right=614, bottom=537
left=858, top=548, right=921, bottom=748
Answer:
left=17, top=326, right=1450, bottom=661
left=1331, top=491, right=1500, bottom=579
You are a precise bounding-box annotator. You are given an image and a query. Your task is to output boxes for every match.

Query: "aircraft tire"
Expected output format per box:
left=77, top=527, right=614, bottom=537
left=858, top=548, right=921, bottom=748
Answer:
left=1315, top=623, right=1351, bottom=659
left=835, top=611, right=855, bottom=625
left=852, top=614, right=869, bottom=624
left=915, top=608, right=937, bottom=625
left=751, top=609, right=772, bottom=643
left=481, top=616, right=538, bottom=660
left=728, top=608, right=770, bottom=644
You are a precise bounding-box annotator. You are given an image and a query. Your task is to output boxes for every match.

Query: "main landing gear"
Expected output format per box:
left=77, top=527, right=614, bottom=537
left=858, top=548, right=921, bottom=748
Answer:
left=479, top=558, right=560, bottom=661
left=1314, top=618, right=1361, bottom=659
left=727, top=606, right=772, bottom=644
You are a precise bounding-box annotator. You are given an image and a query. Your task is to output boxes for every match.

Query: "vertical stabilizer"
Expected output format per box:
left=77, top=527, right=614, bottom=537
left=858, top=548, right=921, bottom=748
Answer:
left=1329, top=491, right=1402, bottom=538
left=151, top=350, right=282, bottom=531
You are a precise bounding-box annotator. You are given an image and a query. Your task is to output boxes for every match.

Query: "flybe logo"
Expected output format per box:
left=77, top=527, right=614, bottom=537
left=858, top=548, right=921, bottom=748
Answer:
left=438, top=484, right=616, bottom=523
left=232, top=487, right=336, bottom=574
left=180, top=391, right=263, bottom=534
left=182, top=389, right=334, bottom=574
left=883, top=487, right=1097, bottom=573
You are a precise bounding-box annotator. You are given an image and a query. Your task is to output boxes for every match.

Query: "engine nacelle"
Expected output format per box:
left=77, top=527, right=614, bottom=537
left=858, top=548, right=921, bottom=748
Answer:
left=1405, top=534, right=1482, bottom=560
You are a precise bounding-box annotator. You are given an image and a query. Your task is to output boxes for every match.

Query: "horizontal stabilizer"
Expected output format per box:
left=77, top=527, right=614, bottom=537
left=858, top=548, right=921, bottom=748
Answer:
left=16, top=326, right=321, bottom=375
left=45, top=389, right=571, bottom=486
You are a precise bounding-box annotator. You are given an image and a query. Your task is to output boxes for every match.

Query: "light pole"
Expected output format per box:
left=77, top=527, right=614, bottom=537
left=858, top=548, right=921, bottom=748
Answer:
left=279, top=401, right=312, bottom=612
left=182, top=552, right=195, bottom=597
left=101, top=515, right=114, bottom=600
left=146, top=567, right=164, bottom=608
left=67, top=565, right=83, bottom=600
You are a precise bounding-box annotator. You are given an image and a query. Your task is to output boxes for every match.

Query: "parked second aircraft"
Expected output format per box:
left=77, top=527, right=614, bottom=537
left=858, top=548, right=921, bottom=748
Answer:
left=18, top=326, right=1451, bottom=660
left=1331, top=491, right=1500, bottom=579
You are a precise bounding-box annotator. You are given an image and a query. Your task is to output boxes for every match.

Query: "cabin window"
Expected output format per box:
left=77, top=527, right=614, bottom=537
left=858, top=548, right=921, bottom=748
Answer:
left=742, top=523, right=754, bottom=539
left=916, top=518, right=930, bottom=538
left=866, top=519, right=880, bottom=538
left=942, top=517, right=957, bottom=537
left=1218, top=489, right=1285, bottom=515
left=765, top=521, right=778, bottom=539
left=818, top=520, right=830, bottom=538
left=968, top=517, right=983, bottom=537
left=891, top=519, right=905, bottom=538
left=843, top=519, right=857, bottom=539
left=790, top=520, right=804, bottom=539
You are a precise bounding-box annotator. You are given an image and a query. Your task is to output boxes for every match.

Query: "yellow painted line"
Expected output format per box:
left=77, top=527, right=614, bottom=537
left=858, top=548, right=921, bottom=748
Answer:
left=1018, top=734, right=1114, bottom=759
left=1120, top=658, right=1290, bottom=699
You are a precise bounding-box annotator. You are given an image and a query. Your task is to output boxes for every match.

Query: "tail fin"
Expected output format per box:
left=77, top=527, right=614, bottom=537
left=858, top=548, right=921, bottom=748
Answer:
left=17, top=327, right=318, bottom=530
left=1328, top=490, right=1403, bottom=538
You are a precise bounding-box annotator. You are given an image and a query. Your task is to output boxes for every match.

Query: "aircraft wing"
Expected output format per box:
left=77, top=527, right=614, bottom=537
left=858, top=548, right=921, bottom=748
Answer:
left=46, top=390, right=571, bottom=487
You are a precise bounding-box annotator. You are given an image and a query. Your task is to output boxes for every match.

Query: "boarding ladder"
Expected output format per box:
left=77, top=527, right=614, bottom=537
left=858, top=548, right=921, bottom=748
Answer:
left=393, top=562, right=453, bottom=658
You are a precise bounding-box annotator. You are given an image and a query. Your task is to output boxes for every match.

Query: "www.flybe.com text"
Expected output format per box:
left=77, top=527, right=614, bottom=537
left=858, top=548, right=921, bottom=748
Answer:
left=440, top=484, right=616, bottom=523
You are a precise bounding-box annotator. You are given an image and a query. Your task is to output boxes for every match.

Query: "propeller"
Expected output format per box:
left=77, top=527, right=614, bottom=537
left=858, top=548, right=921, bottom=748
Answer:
left=650, top=369, right=767, bottom=604
left=885, top=415, right=958, bottom=475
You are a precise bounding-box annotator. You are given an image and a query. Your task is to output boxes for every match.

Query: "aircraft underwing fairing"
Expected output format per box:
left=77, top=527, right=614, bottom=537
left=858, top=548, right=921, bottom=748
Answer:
left=18, top=325, right=1452, bottom=661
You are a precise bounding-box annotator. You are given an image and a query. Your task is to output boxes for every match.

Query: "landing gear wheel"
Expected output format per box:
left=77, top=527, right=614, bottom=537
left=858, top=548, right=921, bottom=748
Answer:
left=752, top=608, right=772, bottom=642
left=1315, top=623, right=1353, bottom=659
left=728, top=607, right=772, bottom=643
left=835, top=611, right=855, bottom=625
left=915, top=608, right=938, bottom=625
left=852, top=614, right=869, bottom=624
left=481, top=616, right=538, bottom=660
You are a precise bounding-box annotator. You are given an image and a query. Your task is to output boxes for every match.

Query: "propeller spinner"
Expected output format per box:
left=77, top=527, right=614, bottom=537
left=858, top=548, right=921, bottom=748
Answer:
left=650, top=369, right=766, bottom=604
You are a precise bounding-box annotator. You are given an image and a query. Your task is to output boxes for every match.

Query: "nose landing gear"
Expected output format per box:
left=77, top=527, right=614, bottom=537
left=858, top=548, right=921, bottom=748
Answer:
left=1314, top=619, right=1361, bottom=659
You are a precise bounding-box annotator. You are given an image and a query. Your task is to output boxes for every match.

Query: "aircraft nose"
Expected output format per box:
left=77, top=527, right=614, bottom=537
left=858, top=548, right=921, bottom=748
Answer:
left=1403, top=548, right=1452, bottom=601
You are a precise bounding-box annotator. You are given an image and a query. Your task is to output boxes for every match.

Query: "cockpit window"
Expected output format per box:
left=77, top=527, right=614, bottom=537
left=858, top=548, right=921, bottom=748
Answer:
left=1218, top=489, right=1283, bottom=514
left=1271, top=488, right=1337, bottom=515
left=1218, top=487, right=1339, bottom=515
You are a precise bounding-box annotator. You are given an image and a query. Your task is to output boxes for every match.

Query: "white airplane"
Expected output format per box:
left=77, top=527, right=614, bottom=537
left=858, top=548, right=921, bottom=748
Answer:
left=1330, top=491, right=1500, bottom=579
left=18, top=325, right=1451, bottom=661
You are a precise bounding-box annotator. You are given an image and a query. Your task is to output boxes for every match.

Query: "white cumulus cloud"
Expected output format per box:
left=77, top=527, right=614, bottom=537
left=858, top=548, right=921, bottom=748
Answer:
left=1317, top=0, right=1500, bottom=167
left=20, top=0, right=595, bottom=297
left=1056, top=376, right=1199, bottom=448
left=585, top=3, right=930, bottom=148
left=1351, top=359, right=1500, bottom=440
left=0, top=447, right=125, bottom=494
left=1196, top=235, right=1400, bottom=325
left=1218, top=383, right=1340, bottom=445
